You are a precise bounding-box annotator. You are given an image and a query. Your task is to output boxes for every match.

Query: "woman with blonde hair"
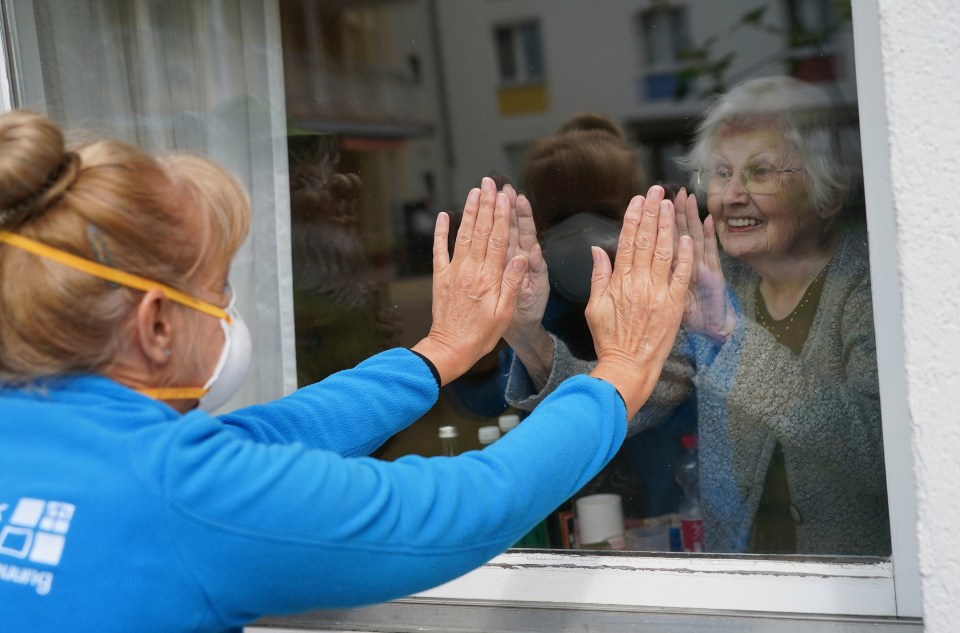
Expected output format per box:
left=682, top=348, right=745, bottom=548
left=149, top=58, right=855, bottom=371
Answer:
left=0, top=109, right=691, bottom=631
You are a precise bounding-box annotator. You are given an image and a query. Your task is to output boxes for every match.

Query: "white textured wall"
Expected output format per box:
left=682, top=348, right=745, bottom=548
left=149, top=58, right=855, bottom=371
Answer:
left=877, top=0, right=960, bottom=629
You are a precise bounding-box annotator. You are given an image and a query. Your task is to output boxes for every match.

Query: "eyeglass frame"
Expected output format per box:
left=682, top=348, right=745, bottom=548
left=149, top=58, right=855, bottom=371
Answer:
left=693, top=165, right=806, bottom=195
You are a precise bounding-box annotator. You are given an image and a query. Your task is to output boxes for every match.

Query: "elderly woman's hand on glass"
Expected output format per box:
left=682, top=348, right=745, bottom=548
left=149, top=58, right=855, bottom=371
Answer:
left=411, top=177, right=528, bottom=385
left=499, top=184, right=555, bottom=388
left=675, top=187, right=738, bottom=343
left=586, top=186, right=692, bottom=417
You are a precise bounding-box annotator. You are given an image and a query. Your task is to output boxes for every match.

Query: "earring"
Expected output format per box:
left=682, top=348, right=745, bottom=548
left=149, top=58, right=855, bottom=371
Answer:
left=164, top=349, right=172, bottom=357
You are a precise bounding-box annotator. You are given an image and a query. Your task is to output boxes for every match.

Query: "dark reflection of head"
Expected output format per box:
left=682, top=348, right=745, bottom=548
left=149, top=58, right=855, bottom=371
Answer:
left=522, top=113, right=643, bottom=235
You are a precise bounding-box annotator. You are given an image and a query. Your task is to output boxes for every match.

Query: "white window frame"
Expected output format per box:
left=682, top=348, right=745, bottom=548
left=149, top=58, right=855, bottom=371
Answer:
left=0, top=3, right=15, bottom=113
left=403, top=0, right=920, bottom=620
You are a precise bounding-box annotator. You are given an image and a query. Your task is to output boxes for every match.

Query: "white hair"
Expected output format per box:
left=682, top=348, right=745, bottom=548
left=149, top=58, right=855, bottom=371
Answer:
left=679, top=76, right=849, bottom=214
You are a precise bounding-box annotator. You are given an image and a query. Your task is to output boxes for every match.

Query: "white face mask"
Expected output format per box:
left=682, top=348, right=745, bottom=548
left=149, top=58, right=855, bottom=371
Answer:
left=197, top=287, right=252, bottom=413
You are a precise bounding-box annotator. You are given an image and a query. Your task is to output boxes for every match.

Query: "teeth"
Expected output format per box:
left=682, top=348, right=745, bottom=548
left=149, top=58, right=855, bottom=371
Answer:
left=727, top=218, right=760, bottom=227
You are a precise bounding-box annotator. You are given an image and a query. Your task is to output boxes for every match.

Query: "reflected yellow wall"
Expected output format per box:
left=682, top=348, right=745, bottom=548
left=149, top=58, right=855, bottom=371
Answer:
left=497, top=84, right=549, bottom=117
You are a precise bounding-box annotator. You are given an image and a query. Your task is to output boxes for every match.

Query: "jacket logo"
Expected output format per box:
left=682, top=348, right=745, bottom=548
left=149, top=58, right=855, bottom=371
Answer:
left=0, top=498, right=74, bottom=566
left=0, top=498, right=74, bottom=596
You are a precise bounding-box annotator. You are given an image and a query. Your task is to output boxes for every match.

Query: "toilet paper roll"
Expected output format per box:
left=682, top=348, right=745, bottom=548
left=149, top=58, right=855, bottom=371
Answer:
left=575, top=493, right=624, bottom=546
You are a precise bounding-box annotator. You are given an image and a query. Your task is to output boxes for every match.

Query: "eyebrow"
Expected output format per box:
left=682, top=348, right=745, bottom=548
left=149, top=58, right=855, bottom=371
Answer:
left=709, top=151, right=781, bottom=165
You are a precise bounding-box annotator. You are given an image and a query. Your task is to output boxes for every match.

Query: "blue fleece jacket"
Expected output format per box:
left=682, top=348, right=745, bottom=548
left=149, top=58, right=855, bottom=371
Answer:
left=0, top=348, right=625, bottom=632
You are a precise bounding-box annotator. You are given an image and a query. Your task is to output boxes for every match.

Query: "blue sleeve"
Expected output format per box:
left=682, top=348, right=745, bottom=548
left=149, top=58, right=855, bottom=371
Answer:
left=154, top=374, right=626, bottom=625
left=215, top=348, right=438, bottom=457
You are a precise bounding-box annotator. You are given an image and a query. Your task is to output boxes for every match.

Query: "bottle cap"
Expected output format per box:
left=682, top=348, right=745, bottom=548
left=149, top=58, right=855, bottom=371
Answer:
left=681, top=434, right=698, bottom=450
left=478, top=425, right=501, bottom=445
left=438, top=425, right=458, bottom=439
left=498, top=413, right=520, bottom=433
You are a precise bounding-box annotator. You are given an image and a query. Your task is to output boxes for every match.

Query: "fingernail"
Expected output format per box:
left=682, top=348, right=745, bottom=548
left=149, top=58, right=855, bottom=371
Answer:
left=482, top=177, right=494, bottom=191
left=496, top=192, right=508, bottom=206
left=512, top=256, right=526, bottom=270
left=469, top=188, right=481, bottom=203
left=591, top=246, right=600, bottom=264
left=650, top=185, right=664, bottom=200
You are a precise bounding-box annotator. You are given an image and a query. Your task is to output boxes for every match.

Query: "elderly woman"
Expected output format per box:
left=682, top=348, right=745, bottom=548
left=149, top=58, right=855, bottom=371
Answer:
left=0, top=109, right=691, bottom=630
left=505, top=76, right=888, bottom=555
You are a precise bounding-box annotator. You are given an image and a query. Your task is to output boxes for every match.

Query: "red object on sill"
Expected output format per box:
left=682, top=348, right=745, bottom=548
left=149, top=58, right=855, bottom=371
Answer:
left=792, top=54, right=838, bottom=83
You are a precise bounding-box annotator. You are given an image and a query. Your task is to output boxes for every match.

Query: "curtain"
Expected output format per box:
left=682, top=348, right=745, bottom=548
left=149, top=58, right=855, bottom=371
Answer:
left=2, top=0, right=297, bottom=409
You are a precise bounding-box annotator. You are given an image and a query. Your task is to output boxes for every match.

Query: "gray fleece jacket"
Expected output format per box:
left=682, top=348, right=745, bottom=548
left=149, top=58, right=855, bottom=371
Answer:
left=506, top=225, right=890, bottom=555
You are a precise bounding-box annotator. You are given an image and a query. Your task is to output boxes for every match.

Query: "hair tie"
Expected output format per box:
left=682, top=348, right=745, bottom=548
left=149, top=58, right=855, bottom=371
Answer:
left=0, top=152, right=81, bottom=228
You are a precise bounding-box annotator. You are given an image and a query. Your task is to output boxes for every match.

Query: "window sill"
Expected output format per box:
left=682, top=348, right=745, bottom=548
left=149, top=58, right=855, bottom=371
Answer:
left=252, top=598, right=922, bottom=633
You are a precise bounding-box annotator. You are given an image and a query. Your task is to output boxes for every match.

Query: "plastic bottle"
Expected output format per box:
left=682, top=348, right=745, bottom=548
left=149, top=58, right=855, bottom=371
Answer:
left=497, top=413, right=520, bottom=435
left=675, top=433, right=705, bottom=552
left=438, top=425, right=459, bottom=456
left=478, top=425, right=501, bottom=446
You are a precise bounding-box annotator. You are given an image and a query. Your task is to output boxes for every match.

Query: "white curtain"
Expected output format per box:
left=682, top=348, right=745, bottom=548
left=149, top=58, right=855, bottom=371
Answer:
left=2, top=0, right=297, bottom=409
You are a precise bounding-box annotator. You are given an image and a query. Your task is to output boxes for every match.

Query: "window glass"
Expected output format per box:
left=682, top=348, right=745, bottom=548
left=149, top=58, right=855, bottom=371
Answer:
left=279, top=0, right=888, bottom=559
left=3, top=0, right=294, bottom=410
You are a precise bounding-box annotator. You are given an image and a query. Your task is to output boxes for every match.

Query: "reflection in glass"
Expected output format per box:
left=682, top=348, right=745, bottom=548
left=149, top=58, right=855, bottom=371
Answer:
left=278, top=0, right=886, bottom=557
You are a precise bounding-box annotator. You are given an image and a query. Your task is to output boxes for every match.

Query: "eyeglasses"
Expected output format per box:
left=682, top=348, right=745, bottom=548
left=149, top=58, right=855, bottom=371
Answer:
left=694, top=165, right=806, bottom=195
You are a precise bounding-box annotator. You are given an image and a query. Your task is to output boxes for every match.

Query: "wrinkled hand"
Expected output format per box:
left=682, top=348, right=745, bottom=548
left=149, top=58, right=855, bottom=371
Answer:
left=411, top=177, right=527, bottom=385
left=503, top=185, right=550, bottom=343
left=587, top=186, right=692, bottom=417
left=674, top=188, right=737, bottom=343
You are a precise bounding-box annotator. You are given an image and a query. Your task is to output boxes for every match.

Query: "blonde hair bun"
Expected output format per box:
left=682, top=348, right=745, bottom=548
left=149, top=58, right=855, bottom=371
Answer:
left=0, top=109, right=79, bottom=227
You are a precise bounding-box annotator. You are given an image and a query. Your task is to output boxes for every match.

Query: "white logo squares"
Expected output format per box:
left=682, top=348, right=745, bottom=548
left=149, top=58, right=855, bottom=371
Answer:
left=1, top=497, right=75, bottom=568
left=28, top=532, right=66, bottom=566
left=0, top=526, right=33, bottom=558
left=39, top=502, right=75, bottom=534
left=9, top=498, right=45, bottom=528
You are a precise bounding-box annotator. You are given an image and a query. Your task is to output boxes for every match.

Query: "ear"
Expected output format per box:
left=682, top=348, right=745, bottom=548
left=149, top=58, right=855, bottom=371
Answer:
left=135, top=288, right=175, bottom=366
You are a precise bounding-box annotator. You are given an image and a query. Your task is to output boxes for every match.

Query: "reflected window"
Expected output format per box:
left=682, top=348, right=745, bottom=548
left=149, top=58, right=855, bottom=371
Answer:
left=787, top=0, right=845, bottom=82
left=494, top=21, right=545, bottom=84
left=638, top=6, right=689, bottom=68
left=636, top=5, right=690, bottom=100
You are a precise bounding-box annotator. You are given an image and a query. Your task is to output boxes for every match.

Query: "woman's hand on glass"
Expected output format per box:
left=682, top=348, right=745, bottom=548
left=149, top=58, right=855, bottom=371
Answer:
left=498, top=185, right=555, bottom=388
left=587, top=186, right=692, bottom=417
left=412, top=177, right=527, bottom=385
left=675, top=188, right=738, bottom=344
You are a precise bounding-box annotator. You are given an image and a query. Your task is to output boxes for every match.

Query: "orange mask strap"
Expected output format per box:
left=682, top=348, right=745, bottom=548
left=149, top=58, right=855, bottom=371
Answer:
left=0, top=231, right=230, bottom=323
left=0, top=230, right=229, bottom=403
left=137, top=387, right=209, bottom=400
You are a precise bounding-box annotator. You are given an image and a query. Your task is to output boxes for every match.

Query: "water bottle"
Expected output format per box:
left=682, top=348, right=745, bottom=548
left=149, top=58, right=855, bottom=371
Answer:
left=675, top=433, right=705, bottom=552
left=498, top=413, right=520, bottom=435
left=438, top=425, right=459, bottom=456
left=478, top=425, right=502, bottom=446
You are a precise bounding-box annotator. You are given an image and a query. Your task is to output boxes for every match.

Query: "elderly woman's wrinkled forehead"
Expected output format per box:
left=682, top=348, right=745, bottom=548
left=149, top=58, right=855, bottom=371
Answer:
left=711, top=120, right=800, bottom=160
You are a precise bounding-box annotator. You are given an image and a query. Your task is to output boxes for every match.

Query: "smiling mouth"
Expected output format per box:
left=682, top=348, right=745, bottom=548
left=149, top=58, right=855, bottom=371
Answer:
left=725, top=217, right=763, bottom=229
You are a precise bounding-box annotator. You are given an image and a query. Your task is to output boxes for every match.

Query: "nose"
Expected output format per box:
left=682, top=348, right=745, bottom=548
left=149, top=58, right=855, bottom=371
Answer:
left=722, top=171, right=750, bottom=205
